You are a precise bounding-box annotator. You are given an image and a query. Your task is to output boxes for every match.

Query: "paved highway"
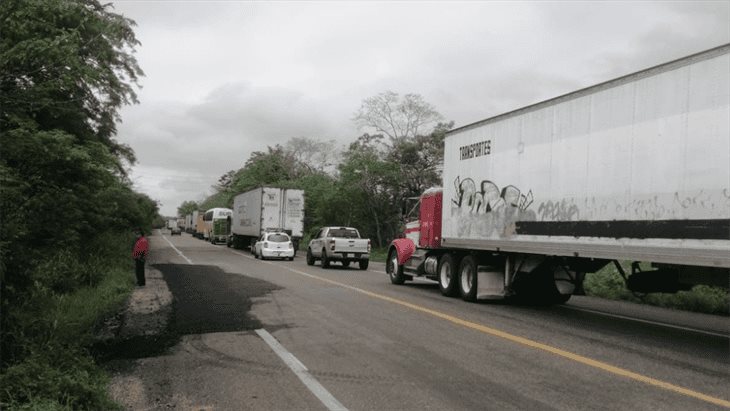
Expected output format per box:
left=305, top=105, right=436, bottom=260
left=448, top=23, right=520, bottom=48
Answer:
left=108, top=231, right=729, bottom=410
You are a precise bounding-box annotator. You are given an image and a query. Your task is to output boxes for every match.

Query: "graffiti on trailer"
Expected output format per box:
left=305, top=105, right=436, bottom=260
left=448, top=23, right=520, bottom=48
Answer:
left=452, top=177, right=533, bottom=213
left=538, top=200, right=579, bottom=221
left=452, top=177, right=535, bottom=237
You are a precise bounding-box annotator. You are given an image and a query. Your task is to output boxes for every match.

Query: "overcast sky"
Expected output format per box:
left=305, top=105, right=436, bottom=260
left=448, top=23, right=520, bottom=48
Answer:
left=110, top=1, right=730, bottom=216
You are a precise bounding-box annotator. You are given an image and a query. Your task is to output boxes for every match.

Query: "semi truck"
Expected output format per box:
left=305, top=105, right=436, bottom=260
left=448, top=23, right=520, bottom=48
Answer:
left=228, top=187, right=305, bottom=253
left=186, top=211, right=198, bottom=235
left=194, top=212, right=205, bottom=239
left=387, top=44, right=730, bottom=303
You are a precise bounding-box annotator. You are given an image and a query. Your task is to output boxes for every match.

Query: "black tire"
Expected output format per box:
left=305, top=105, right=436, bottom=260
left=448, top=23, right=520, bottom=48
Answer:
left=288, top=257, right=294, bottom=261
left=342, top=260, right=350, bottom=268
left=438, top=254, right=459, bottom=297
left=386, top=249, right=406, bottom=284
left=459, top=255, right=478, bottom=302
left=554, top=293, right=572, bottom=304
left=321, top=250, right=330, bottom=268
left=512, top=263, right=572, bottom=305
left=306, top=249, right=315, bottom=266
left=359, top=259, right=369, bottom=270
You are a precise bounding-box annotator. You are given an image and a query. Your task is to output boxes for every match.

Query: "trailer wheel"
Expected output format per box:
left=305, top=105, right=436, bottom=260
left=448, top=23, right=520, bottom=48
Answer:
left=306, top=249, right=315, bottom=266
left=512, top=264, right=572, bottom=305
left=321, top=250, right=330, bottom=268
left=438, top=254, right=459, bottom=297
left=459, top=256, right=478, bottom=302
left=387, top=249, right=406, bottom=284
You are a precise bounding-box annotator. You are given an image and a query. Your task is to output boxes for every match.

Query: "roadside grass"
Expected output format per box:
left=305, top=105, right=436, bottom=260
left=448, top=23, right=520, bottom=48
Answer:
left=369, top=247, right=388, bottom=263
left=584, top=263, right=729, bottom=316
left=1, top=233, right=135, bottom=410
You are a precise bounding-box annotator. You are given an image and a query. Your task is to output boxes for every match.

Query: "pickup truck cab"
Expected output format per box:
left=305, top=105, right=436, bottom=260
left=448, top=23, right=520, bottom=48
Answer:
left=307, top=227, right=370, bottom=270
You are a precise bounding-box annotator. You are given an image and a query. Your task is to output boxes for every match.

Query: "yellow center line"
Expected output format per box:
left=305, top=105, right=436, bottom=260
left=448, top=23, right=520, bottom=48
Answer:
left=288, top=268, right=730, bottom=408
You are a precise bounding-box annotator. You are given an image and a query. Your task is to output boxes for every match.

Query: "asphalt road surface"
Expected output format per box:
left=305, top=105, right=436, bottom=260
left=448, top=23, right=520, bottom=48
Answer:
left=108, top=231, right=729, bottom=410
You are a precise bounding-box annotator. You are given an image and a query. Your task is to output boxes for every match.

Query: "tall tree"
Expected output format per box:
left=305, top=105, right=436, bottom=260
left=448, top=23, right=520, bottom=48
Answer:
left=177, top=200, right=199, bottom=217
left=284, top=137, right=340, bottom=176
left=353, top=91, right=444, bottom=144
left=389, top=121, right=453, bottom=197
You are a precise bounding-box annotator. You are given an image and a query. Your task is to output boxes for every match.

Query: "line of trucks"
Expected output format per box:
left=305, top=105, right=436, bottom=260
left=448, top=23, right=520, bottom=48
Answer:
left=178, top=44, right=729, bottom=304
left=181, top=187, right=306, bottom=254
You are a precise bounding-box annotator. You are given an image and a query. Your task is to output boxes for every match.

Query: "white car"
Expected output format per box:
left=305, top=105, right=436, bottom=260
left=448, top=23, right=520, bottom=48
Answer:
left=254, top=232, right=295, bottom=261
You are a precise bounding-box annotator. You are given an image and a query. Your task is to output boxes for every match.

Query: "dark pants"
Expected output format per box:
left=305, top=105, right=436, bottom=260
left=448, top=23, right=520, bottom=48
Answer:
left=135, top=258, right=146, bottom=286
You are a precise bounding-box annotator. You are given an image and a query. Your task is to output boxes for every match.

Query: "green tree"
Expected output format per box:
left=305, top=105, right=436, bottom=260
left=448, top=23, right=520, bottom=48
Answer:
left=338, top=134, right=401, bottom=247
left=177, top=200, right=200, bottom=217
left=388, top=121, right=453, bottom=197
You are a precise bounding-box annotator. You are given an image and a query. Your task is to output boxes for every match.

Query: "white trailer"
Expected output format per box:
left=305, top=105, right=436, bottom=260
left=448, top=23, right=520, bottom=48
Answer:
left=185, top=213, right=193, bottom=233
left=229, top=187, right=305, bottom=253
left=387, top=44, right=730, bottom=302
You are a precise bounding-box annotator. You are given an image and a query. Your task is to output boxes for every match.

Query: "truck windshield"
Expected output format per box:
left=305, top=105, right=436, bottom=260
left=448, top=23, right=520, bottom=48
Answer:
left=330, top=229, right=359, bottom=238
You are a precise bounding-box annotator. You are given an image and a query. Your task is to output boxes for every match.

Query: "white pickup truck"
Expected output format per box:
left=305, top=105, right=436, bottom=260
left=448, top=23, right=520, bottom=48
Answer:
left=306, top=226, right=371, bottom=270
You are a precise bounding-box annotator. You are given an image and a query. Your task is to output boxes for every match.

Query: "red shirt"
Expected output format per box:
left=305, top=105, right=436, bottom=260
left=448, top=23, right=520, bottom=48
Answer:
left=132, top=236, right=149, bottom=259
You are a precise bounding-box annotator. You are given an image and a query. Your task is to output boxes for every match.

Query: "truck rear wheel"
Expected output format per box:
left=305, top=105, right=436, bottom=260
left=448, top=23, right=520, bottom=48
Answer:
left=342, top=260, right=350, bottom=268
left=459, top=256, right=478, bottom=302
left=387, top=249, right=406, bottom=284
left=306, top=249, right=315, bottom=266
left=438, top=254, right=459, bottom=297
left=321, top=250, right=330, bottom=268
left=359, top=259, right=369, bottom=270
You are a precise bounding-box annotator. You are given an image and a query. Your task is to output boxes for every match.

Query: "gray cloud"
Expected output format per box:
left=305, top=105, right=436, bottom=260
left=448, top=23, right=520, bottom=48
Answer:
left=112, top=1, right=730, bottom=215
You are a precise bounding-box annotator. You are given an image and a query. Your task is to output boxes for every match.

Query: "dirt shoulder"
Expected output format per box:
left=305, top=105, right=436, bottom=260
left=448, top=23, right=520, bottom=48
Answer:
left=103, top=265, right=174, bottom=410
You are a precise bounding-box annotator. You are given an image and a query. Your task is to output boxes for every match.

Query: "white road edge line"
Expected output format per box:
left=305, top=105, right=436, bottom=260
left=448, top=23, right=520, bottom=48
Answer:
left=561, top=305, right=728, bottom=338
left=161, top=234, right=193, bottom=265
left=255, top=329, right=348, bottom=411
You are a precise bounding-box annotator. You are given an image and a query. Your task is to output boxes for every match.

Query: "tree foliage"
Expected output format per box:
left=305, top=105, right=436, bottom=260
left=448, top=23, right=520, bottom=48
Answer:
left=177, top=200, right=199, bottom=218
left=353, top=91, right=444, bottom=144
left=1, top=1, right=156, bottom=408
left=188, top=94, right=449, bottom=248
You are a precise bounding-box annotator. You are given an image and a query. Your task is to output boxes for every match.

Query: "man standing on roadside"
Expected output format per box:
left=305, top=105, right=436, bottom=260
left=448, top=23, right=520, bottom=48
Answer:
left=132, top=229, right=149, bottom=286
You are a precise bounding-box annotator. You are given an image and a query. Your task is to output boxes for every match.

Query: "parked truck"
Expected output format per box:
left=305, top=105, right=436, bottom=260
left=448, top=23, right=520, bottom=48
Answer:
left=306, top=226, right=371, bottom=270
left=387, top=44, right=730, bottom=303
left=187, top=211, right=198, bottom=235
left=194, top=212, right=205, bottom=239
left=228, top=187, right=305, bottom=253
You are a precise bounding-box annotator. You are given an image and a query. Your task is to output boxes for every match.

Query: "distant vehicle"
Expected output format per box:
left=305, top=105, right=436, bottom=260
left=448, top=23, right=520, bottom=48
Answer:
left=167, top=219, right=181, bottom=235
left=307, top=226, right=370, bottom=270
left=228, top=187, right=304, bottom=253
left=203, top=207, right=233, bottom=244
left=194, top=211, right=205, bottom=239
left=254, top=231, right=295, bottom=261
left=185, top=213, right=194, bottom=234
